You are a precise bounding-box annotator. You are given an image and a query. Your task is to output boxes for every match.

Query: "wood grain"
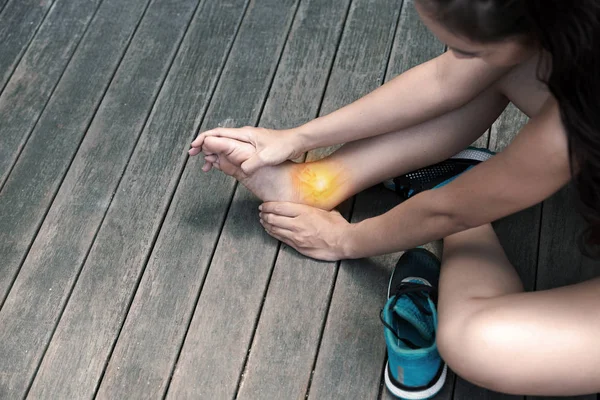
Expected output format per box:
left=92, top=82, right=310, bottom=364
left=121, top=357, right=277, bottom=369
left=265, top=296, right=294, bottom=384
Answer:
left=23, top=0, right=255, bottom=397
left=96, top=0, right=345, bottom=398
left=0, top=0, right=106, bottom=301
left=228, top=1, right=352, bottom=399
left=307, top=0, right=439, bottom=398
left=0, top=0, right=54, bottom=93
left=0, top=0, right=156, bottom=397
left=0, top=0, right=101, bottom=187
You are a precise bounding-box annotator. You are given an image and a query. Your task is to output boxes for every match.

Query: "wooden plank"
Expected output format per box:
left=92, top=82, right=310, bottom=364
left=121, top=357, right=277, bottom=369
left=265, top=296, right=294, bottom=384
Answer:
left=0, top=0, right=104, bottom=302
left=0, top=0, right=54, bottom=94
left=308, top=0, right=440, bottom=398
left=309, top=189, right=402, bottom=400
left=454, top=379, right=521, bottom=400
left=535, top=183, right=600, bottom=399
left=95, top=0, right=344, bottom=398
left=0, top=0, right=10, bottom=16
left=529, top=396, right=597, bottom=400
left=23, top=0, right=250, bottom=396
left=237, top=1, right=402, bottom=398
left=229, top=3, right=355, bottom=397
left=536, top=183, right=600, bottom=290
left=159, top=1, right=320, bottom=398
left=27, top=0, right=302, bottom=399
left=0, top=0, right=201, bottom=398
left=0, top=0, right=149, bottom=300
left=0, top=0, right=102, bottom=188
left=0, top=0, right=156, bottom=396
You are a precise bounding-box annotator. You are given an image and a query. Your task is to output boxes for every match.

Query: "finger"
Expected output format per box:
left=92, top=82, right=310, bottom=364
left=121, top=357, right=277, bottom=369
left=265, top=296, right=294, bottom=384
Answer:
left=188, top=147, right=202, bottom=156
left=241, top=154, right=264, bottom=174
left=268, top=232, right=302, bottom=253
left=260, top=202, right=313, bottom=217
left=201, top=146, right=215, bottom=156
left=202, top=161, right=213, bottom=172
left=204, top=154, right=218, bottom=163
left=260, top=219, right=295, bottom=240
left=260, top=212, right=298, bottom=230
left=191, top=127, right=252, bottom=147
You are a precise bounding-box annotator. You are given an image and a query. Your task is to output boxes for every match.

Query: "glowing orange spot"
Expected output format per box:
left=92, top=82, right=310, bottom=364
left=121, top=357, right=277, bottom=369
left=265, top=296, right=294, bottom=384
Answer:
left=292, top=163, right=342, bottom=206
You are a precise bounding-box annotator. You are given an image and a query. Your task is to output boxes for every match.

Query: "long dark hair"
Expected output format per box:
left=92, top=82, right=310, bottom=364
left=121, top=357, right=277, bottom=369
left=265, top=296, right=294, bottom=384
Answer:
left=417, top=0, right=600, bottom=257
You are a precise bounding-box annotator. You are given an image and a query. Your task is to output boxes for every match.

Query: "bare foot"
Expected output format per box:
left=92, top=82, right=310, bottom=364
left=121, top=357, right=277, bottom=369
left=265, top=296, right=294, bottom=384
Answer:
left=202, top=137, right=348, bottom=209
left=203, top=136, right=301, bottom=203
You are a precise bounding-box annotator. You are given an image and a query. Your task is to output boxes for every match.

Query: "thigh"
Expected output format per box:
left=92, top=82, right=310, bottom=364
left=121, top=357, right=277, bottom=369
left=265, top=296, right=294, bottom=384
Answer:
left=450, top=277, right=600, bottom=396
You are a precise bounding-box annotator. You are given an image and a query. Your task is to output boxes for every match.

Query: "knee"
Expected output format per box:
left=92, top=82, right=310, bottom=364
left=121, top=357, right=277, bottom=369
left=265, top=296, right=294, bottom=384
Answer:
left=436, top=305, right=521, bottom=393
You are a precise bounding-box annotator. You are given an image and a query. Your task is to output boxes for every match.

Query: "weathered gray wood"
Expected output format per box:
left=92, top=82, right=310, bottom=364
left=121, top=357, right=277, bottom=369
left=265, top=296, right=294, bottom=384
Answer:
left=489, top=103, right=528, bottom=152
left=535, top=181, right=597, bottom=400
left=296, top=1, right=446, bottom=398
left=233, top=1, right=402, bottom=399
left=386, top=0, right=444, bottom=78
left=0, top=0, right=104, bottom=302
left=537, top=184, right=600, bottom=289
left=229, top=1, right=352, bottom=399
left=0, top=0, right=54, bottom=94
left=23, top=0, right=250, bottom=396
left=529, top=396, right=597, bottom=400
left=160, top=2, right=324, bottom=398
left=0, top=0, right=155, bottom=396
left=307, top=0, right=442, bottom=398
left=0, top=0, right=10, bottom=16
left=454, top=379, right=521, bottom=400
left=25, top=0, right=300, bottom=399
left=0, top=0, right=200, bottom=399
left=0, top=0, right=101, bottom=188
left=97, top=0, right=346, bottom=398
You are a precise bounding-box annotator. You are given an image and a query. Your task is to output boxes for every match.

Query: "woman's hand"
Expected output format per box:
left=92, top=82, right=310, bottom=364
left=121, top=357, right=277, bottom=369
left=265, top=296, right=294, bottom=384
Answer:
left=189, top=126, right=306, bottom=174
left=258, top=202, right=353, bottom=261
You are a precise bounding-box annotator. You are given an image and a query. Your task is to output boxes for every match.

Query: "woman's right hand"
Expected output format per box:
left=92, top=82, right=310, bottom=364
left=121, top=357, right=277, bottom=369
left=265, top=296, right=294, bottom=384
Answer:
left=189, top=126, right=305, bottom=174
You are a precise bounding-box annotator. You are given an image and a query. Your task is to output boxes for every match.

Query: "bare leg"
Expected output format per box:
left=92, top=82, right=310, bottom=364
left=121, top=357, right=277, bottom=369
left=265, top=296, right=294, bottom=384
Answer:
left=437, top=224, right=600, bottom=396
left=202, top=86, right=508, bottom=209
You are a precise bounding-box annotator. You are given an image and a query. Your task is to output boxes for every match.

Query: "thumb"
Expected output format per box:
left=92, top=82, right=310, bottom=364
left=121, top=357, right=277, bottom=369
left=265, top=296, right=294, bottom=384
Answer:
left=240, top=154, right=264, bottom=174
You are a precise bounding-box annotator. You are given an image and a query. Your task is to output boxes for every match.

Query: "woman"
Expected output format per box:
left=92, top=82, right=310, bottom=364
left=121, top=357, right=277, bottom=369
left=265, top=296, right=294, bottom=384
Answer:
left=189, top=0, right=600, bottom=397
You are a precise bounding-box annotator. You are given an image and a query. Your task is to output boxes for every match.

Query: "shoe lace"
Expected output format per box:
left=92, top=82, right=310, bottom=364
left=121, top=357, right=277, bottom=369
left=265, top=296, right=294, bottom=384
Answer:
left=380, top=282, right=436, bottom=350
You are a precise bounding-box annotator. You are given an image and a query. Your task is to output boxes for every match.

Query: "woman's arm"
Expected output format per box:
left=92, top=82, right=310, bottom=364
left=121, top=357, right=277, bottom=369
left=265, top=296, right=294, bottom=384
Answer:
left=343, top=98, right=571, bottom=258
left=296, top=52, right=511, bottom=151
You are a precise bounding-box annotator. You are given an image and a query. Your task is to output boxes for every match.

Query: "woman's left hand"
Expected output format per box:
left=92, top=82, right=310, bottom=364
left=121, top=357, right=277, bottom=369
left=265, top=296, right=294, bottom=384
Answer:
left=259, top=202, right=352, bottom=261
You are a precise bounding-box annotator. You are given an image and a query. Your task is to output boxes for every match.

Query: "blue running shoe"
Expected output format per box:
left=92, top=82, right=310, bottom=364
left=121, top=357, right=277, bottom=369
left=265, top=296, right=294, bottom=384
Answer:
left=381, top=249, right=447, bottom=399
left=384, top=147, right=495, bottom=199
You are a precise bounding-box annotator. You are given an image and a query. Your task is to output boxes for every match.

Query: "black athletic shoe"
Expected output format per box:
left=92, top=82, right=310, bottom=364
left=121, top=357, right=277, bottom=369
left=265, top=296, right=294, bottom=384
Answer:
left=384, top=147, right=495, bottom=200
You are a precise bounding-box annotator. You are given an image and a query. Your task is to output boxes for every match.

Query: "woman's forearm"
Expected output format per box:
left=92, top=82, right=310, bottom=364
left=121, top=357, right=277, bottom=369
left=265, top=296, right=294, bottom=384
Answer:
left=292, top=53, right=509, bottom=152
left=294, top=60, right=448, bottom=151
left=342, top=191, right=470, bottom=259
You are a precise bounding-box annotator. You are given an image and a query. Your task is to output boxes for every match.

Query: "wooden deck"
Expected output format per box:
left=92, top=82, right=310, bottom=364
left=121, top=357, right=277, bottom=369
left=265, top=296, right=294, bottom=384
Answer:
left=0, top=0, right=598, bottom=398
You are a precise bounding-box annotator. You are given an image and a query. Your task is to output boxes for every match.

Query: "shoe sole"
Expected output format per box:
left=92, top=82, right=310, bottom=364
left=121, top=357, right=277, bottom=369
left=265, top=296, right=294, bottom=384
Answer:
left=383, top=148, right=494, bottom=194
left=387, top=249, right=441, bottom=299
left=385, top=361, right=447, bottom=400
left=450, top=147, right=495, bottom=162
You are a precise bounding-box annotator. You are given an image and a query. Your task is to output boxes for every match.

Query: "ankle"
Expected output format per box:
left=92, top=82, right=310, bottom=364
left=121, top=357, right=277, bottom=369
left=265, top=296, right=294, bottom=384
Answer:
left=290, top=161, right=348, bottom=210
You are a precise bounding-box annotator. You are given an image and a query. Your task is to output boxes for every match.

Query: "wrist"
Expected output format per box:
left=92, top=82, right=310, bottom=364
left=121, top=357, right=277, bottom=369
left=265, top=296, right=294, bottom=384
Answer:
left=340, top=221, right=362, bottom=259
left=289, top=120, right=320, bottom=154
